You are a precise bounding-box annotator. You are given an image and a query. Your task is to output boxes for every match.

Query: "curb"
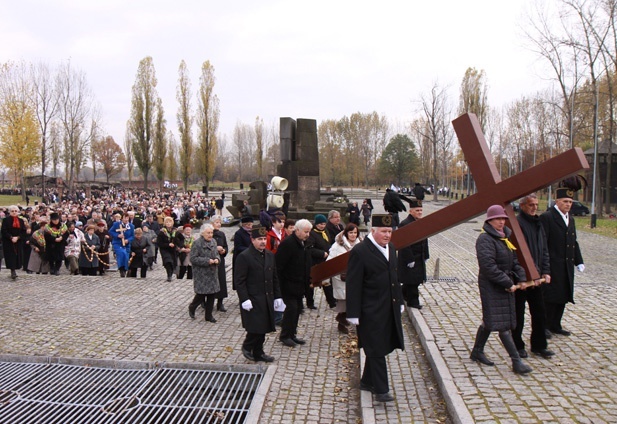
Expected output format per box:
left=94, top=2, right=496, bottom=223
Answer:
left=407, top=306, right=474, bottom=424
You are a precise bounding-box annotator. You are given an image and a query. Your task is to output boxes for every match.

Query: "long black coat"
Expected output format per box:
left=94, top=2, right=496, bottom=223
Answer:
left=235, top=245, right=281, bottom=334
left=397, top=214, right=429, bottom=286
left=276, top=233, right=311, bottom=297
left=157, top=227, right=177, bottom=266
left=540, top=207, right=583, bottom=304
left=346, top=237, right=405, bottom=357
left=232, top=227, right=252, bottom=289
left=476, top=223, right=526, bottom=332
left=1, top=216, right=28, bottom=269
left=213, top=229, right=229, bottom=299
left=129, top=236, right=148, bottom=269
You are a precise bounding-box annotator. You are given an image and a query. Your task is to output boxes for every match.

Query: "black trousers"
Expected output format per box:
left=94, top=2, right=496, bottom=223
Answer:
left=545, top=302, right=567, bottom=332
left=513, top=287, right=547, bottom=350
left=128, top=266, right=148, bottom=278
left=178, top=265, right=193, bottom=279
left=306, top=284, right=336, bottom=308
left=362, top=356, right=389, bottom=395
left=243, top=332, right=266, bottom=357
left=79, top=267, right=97, bottom=276
left=281, top=293, right=302, bottom=339
left=402, top=283, right=420, bottom=306
left=189, top=293, right=215, bottom=319
left=164, top=263, right=174, bottom=279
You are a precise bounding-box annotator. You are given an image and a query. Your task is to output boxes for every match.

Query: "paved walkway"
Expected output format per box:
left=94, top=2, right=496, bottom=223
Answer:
left=1, top=199, right=614, bottom=423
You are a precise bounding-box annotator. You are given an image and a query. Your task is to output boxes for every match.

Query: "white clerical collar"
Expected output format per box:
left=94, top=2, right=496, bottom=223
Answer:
left=367, top=233, right=389, bottom=260
left=553, top=204, right=569, bottom=226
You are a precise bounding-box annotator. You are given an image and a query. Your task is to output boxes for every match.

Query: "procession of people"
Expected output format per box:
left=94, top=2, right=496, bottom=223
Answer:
left=0, top=183, right=587, bottom=404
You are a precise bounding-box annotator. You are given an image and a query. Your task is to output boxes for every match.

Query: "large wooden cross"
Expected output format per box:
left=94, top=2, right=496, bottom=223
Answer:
left=311, top=113, right=590, bottom=283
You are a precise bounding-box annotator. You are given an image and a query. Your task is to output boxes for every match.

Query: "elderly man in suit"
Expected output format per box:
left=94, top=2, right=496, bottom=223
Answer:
left=346, top=214, right=405, bottom=403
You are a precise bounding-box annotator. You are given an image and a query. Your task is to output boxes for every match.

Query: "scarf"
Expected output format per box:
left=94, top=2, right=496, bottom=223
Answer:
left=313, top=228, right=329, bottom=243
left=500, top=238, right=517, bottom=251
left=12, top=216, right=20, bottom=228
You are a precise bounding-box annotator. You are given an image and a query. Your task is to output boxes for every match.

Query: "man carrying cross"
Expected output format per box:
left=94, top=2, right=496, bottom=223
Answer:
left=109, top=213, right=134, bottom=277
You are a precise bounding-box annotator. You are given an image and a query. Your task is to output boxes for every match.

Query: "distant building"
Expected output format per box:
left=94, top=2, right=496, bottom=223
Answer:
left=583, top=140, right=617, bottom=204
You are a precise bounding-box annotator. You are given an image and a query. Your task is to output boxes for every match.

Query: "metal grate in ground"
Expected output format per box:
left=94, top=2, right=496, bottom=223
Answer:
left=0, top=360, right=267, bottom=424
left=426, top=276, right=460, bottom=283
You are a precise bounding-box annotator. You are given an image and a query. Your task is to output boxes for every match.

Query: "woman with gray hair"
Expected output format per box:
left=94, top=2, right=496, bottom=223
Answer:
left=210, top=215, right=229, bottom=312
left=188, top=223, right=221, bottom=323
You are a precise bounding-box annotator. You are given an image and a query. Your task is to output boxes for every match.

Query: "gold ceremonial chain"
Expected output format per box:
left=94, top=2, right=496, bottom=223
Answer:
left=80, top=243, right=115, bottom=267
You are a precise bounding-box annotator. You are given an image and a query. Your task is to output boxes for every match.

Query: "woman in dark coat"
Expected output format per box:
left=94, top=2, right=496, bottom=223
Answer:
left=1, top=205, right=28, bottom=279
left=44, top=212, right=69, bottom=276
left=174, top=224, right=194, bottom=279
left=128, top=228, right=149, bottom=278
left=308, top=214, right=337, bottom=308
left=78, top=225, right=100, bottom=276
left=157, top=216, right=177, bottom=282
left=95, top=222, right=110, bottom=275
left=211, top=215, right=229, bottom=312
left=188, top=223, right=221, bottom=322
left=470, top=205, right=531, bottom=374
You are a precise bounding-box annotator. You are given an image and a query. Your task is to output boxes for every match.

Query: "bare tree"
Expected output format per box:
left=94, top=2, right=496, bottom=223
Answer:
left=129, top=56, right=158, bottom=190
left=124, top=122, right=134, bottom=185
left=29, top=61, right=58, bottom=193
left=195, top=61, right=219, bottom=196
left=55, top=60, right=97, bottom=193
left=176, top=60, right=193, bottom=191
left=255, top=116, right=264, bottom=179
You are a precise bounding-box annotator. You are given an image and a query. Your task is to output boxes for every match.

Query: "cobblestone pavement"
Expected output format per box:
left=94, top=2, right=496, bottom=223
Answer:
left=417, top=200, right=617, bottom=423
left=0, top=223, right=448, bottom=423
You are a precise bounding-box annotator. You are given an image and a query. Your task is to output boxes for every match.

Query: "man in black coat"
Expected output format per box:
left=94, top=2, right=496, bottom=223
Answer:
left=398, top=199, right=429, bottom=309
left=232, top=216, right=253, bottom=289
left=346, top=214, right=405, bottom=403
left=276, top=219, right=313, bottom=348
left=412, top=182, right=430, bottom=201
left=235, top=227, right=283, bottom=362
left=515, top=194, right=554, bottom=358
left=540, top=188, right=584, bottom=336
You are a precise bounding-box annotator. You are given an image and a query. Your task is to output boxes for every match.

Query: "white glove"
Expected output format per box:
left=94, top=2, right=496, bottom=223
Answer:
left=407, top=262, right=415, bottom=268
left=401, top=304, right=405, bottom=313
left=241, top=300, right=253, bottom=311
left=577, top=264, right=585, bottom=272
left=273, top=298, right=286, bottom=311
left=347, top=317, right=359, bottom=325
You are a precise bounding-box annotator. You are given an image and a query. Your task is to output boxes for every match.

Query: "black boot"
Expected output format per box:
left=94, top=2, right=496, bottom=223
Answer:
left=470, top=325, right=494, bottom=366
left=217, top=299, right=227, bottom=312
left=499, top=330, right=532, bottom=374
left=10, top=269, right=17, bottom=280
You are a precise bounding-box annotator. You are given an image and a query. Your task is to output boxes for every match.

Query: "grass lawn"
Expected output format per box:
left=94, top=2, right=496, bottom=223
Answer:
left=0, top=195, right=43, bottom=207
left=574, top=215, right=617, bottom=239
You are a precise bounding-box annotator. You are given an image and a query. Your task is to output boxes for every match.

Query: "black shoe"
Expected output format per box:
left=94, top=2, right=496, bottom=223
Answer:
left=10, top=270, right=17, bottom=280
left=470, top=349, right=495, bottom=366
left=551, top=328, right=571, bottom=336
left=280, top=337, right=297, bottom=347
left=241, top=347, right=255, bottom=361
left=307, top=305, right=317, bottom=310
left=298, top=308, right=305, bottom=315
left=360, top=382, right=375, bottom=393
left=188, top=306, right=195, bottom=319
left=545, top=329, right=552, bottom=339
left=254, top=353, right=275, bottom=363
left=166, top=277, right=172, bottom=282
left=206, top=316, right=217, bottom=323
left=375, top=392, right=395, bottom=402
left=291, top=336, right=306, bottom=345
left=217, top=302, right=227, bottom=312
left=518, top=349, right=528, bottom=358
left=531, top=348, right=555, bottom=358
left=410, top=303, right=423, bottom=310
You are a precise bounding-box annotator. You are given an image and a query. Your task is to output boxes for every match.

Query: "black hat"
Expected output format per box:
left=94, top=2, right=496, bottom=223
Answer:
left=408, top=199, right=422, bottom=209
left=371, top=214, right=393, bottom=228
left=251, top=226, right=268, bottom=239
left=50, top=212, right=60, bottom=221
left=555, top=188, right=574, bottom=199
left=241, top=216, right=253, bottom=224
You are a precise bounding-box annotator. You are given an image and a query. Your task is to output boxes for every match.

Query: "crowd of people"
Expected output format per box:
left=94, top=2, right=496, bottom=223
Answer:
left=0, top=182, right=586, bottom=404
